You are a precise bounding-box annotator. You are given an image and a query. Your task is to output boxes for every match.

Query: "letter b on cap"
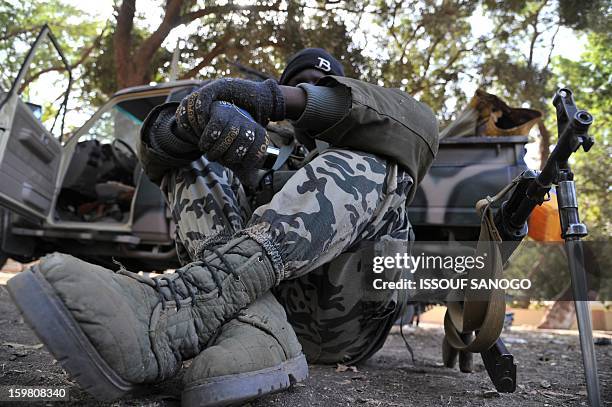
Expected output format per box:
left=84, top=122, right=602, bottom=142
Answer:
left=316, top=57, right=331, bottom=72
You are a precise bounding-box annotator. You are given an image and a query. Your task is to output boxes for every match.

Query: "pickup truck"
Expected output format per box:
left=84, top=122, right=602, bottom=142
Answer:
left=409, top=136, right=528, bottom=241
left=0, top=26, right=528, bottom=271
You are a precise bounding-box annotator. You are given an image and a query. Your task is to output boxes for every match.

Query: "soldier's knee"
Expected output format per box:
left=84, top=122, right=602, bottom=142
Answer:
left=315, top=148, right=388, bottom=176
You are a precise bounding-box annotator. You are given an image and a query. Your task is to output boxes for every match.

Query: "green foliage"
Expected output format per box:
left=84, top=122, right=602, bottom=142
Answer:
left=504, top=242, right=571, bottom=300
left=0, top=0, right=102, bottom=83
left=0, top=1, right=608, bottom=299
left=551, top=32, right=611, bottom=238
left=1, top=0, right=591, bottom=121
left=372, top=0, right=480, bottom=120
left=557, top=0, right=611, bottom=32
left=0, top=0, right=105, bottom=130
left=1, top=1, right=609, bottom=238
left=169, top=1, right=367, bottom=83
left=478, top=0, right=559, bottom=114
left=505, top=240, right=612, bottom=303
left=505, top=32, right=611, bottom=301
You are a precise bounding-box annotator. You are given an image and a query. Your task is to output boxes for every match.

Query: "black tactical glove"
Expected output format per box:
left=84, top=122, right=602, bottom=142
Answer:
left=142, top=102, right=200, bottom=157
left=201, top=101, right=270, bottom=169
left=176, top=78, right=285, bottom=137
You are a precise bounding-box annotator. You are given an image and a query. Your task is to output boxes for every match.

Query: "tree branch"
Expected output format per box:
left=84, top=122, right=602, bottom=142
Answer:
left=0, top=27, right=38, bottom=42
left=73, top=25, right=107, bottom=67
left=300, top=3, right=370, bottom=14
left=421, top=35, right=444, bottom=78
left=18, top=26, right=107, bottom=93
left=131, top=0, right=283, bottom=85
left=544, top=22, right=561, bottom=70
left=180, top=1, right=282, bottom=24
left=388, top=1, right=401, bottom=47
left=179, top=32, right=233, bottom=79
left=399, top=23, right=423, bottom=62
left=225, top=59, right=274, bottom=80
left=435, top=46, right=471, bottom=75
left=527, top=0, right=548, bottom=69
left=19, top=66, right=65, bottom=93
left=134, top=0, right=184, bottom=76
left=538, top=118, right=551, bottom=167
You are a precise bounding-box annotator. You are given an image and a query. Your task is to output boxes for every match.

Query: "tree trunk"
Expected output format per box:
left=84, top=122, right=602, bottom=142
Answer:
left=111, top=0, right=283, bottom=89
left=538, top=299, right=576, bottom=329
left=114, top=0, right=136, bottom=89
left=538, top=119, right=551, bottom=169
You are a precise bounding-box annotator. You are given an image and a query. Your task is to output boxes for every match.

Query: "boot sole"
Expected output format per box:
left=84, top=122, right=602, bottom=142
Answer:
left=181, top=354, right=308, bottom=407
left=7, top=266, right=142, bottom=402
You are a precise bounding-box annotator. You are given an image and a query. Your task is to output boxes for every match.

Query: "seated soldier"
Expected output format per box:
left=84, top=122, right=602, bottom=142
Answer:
left=7, top=48, right=439, bottom=406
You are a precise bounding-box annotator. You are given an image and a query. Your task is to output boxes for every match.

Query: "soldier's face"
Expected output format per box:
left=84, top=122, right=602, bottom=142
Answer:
left=285, top=69, right=326, bottom=87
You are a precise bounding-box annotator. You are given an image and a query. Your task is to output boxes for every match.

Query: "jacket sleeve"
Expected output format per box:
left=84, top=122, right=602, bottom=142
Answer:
left=138, top=103, right=203, bottom=185
left=308, top=76, right=439, bottom=202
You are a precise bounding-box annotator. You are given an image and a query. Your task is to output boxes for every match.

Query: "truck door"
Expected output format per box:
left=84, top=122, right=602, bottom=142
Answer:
left=0, top=25, right=71, bottom=221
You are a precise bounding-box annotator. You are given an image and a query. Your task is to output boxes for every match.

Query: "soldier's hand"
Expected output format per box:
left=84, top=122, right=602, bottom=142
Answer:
left=200, top=101, right=270, bottom=169
left=175, top=78, right=285, bottom=138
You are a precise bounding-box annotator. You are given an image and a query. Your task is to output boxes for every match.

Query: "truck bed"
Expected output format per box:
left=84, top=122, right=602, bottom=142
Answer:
left=408, top=136, right=529, bottom=240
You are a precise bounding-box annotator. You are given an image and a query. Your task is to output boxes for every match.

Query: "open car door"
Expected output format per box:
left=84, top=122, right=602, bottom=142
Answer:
left=0, top=25, right=71, bottom=222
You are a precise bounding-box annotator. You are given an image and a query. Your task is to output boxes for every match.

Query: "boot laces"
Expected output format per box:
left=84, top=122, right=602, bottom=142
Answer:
left=119, top=250, right=245, bottom=310
left=153, top=272, right=197, bottom=310
left=115, top=239, right=256, bottom=310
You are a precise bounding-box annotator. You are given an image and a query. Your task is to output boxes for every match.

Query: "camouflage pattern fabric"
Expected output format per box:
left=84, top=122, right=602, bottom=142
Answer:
left=160, top=148, right=414, bottom=364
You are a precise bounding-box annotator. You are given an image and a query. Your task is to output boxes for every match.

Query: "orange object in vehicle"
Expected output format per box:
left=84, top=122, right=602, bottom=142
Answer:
left=528, top=192, right=564, bottom=242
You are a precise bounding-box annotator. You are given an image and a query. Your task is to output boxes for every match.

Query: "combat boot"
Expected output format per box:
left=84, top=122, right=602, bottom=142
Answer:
left=7, top=234, right=281, bottom=402
left=181, top=292, right=308, bottom=406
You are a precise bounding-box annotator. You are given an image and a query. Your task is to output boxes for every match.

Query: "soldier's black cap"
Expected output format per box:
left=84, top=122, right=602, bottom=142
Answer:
left=279, top=48, right=344, bottom=85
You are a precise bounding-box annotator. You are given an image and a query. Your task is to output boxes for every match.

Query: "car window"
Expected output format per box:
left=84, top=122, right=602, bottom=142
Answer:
left=77, top=94, right=167, bottom=149
left=79, top=104, right=142, bottom=150
left=116, top=95, right=167, bottom=122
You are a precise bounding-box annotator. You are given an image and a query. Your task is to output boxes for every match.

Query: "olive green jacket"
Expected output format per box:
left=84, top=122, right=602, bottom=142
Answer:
left=313, top=76, right=438, bottom=200
left=139, top=77, right=439, bottom=202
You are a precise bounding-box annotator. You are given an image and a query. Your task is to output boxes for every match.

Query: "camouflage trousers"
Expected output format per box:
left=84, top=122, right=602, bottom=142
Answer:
left=161, top=149, right=414, bottom=364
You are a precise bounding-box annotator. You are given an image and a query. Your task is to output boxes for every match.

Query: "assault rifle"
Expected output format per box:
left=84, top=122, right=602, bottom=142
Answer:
left=482, top=88, right=600, bottom=405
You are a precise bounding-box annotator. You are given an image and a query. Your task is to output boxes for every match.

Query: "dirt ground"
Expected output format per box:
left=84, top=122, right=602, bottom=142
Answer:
left=0, top=281, right=611, bottom=406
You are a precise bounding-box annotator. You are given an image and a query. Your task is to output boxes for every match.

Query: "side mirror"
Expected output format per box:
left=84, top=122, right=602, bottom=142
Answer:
left=25, top=102, right=42, bottom=121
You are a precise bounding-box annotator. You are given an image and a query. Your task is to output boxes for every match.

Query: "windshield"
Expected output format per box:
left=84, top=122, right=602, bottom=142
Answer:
left=77, top=95, right=167, bottom=150
left=79, top=105, right=142, bottom=150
